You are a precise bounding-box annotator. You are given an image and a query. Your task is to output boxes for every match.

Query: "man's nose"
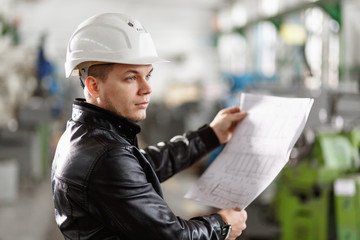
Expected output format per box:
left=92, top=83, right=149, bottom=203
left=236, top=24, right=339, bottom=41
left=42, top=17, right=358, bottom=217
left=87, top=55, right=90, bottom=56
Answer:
left=139, top=78, right=152, bottom=95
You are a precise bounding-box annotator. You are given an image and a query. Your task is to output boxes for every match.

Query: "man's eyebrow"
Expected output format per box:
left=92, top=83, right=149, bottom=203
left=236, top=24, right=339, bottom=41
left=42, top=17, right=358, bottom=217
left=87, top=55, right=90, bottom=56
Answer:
left=124, top=68, right=154, bottom=74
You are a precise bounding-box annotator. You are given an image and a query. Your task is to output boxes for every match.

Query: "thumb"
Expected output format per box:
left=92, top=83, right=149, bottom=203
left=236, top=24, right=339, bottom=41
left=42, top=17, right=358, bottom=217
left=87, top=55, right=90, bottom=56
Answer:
left=229, top=111, right=247, bottom=131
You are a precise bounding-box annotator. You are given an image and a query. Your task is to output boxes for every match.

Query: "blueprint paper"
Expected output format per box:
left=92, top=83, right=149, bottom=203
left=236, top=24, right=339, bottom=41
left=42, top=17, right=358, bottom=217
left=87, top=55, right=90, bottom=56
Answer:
left=185, top=93, right=314, bottom=209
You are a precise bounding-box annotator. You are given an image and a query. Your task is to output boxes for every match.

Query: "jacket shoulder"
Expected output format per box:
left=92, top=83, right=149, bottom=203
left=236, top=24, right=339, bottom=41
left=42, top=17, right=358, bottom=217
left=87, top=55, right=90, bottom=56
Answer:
left=52, top=122, right=132, bottom=189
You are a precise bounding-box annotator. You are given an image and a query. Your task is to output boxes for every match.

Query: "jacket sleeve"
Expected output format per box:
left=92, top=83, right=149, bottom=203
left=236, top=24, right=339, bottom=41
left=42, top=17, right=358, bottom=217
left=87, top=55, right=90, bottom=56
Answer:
left=141, top=124, right=220, bottom=182
left=89, top=145, right=227, bottom=240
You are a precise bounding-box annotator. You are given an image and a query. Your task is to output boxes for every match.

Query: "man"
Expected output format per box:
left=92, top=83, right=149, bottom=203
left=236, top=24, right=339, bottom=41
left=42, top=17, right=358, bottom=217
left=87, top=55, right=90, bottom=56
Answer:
left=52, top=13, right=247, bottom=240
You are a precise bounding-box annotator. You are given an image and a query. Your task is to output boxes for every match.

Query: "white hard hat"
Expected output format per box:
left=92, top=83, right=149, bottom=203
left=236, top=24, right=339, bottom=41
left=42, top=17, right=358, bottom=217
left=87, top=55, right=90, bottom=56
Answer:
left=65, top=13, right=167, bottom=78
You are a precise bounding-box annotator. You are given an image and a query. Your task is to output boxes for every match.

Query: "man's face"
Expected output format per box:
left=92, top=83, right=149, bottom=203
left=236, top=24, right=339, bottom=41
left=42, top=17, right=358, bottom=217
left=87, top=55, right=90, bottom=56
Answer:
left=97, top=64, right=153, bottom=122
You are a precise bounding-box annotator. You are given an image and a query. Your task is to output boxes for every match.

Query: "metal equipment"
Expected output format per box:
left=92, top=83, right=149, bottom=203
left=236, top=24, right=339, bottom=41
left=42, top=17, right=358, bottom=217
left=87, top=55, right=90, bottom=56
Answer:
left=273, top=128, right=360, bottom=240
left=334, top=175, right=360, bottom=240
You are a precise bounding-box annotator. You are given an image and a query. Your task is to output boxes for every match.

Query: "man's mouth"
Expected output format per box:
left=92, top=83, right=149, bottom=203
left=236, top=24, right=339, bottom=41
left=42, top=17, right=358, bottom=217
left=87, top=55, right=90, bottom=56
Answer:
left=135, top=101, right=149, bottom=109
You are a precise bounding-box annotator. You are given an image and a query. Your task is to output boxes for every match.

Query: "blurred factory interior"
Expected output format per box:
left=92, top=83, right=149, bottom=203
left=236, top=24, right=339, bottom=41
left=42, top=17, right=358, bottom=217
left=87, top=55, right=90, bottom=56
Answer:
left=0, top=0, right=360, bottom=239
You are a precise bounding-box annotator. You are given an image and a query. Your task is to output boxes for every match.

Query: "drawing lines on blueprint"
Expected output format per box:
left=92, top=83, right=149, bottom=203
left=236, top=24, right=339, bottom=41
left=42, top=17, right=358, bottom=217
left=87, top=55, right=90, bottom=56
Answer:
left=211, top=183, right=251, bottom=207
left=225, top=152, right=278, bottom=179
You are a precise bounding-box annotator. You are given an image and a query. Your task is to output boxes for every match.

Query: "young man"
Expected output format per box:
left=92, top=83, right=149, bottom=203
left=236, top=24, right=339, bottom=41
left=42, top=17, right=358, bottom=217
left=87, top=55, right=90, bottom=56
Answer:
left=52, top=13, right=247, bottom=240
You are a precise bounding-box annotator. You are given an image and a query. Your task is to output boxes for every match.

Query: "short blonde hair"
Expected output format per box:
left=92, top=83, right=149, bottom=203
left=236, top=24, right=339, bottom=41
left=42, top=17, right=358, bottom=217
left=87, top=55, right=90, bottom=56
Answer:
left=88, top=63, right=115, bottom=81
left=79, top=63, right=115, bottom=81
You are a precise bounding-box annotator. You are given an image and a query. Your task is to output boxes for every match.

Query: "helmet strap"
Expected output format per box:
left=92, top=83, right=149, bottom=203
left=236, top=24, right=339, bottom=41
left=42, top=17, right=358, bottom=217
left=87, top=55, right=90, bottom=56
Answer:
left=79, top=66, right=89, bottom=89
left=79, top=77, right=85, bottom=89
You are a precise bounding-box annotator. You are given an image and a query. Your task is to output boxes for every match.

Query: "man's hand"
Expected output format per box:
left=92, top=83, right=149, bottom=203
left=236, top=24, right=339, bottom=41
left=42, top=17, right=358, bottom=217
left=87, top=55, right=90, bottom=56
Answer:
left=210, top=106, right=246, bottom=144
left=218, top=208, right=247, bottom=240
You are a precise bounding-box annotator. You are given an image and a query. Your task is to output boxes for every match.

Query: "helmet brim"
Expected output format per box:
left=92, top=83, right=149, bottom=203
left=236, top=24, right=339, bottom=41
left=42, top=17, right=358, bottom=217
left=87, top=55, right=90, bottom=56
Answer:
left=66, top=56, right=169, bottom=78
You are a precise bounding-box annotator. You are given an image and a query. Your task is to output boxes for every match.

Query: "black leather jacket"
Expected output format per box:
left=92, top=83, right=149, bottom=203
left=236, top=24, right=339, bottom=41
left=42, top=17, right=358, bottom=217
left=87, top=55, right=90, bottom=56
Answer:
left=51, top=99, right=228, bottom=240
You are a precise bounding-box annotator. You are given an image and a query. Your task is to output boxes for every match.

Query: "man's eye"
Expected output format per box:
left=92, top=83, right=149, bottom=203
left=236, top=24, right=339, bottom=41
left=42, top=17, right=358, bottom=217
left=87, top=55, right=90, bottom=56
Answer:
left=146, top=74, right=152, bottom=80
left=126, top=76, right=135, bottom=81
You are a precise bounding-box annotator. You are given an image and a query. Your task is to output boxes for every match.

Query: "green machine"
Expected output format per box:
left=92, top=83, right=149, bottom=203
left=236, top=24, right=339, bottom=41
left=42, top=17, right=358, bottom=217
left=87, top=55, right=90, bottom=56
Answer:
left=334, top=175, right=360, bottom=240
left=333, top=126, right=360, bottom=240
left=273, top=128, right=360, bottom=240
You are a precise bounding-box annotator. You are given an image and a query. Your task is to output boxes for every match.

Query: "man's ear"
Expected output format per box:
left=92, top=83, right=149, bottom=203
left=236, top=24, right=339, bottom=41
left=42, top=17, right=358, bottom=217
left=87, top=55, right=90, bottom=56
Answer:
left=85, top=76, right=100, bottom=98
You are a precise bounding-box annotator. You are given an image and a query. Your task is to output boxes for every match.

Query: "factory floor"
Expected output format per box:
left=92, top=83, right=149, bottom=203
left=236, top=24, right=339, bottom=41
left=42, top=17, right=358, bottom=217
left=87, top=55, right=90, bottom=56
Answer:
left=0, top=165, right=279, bottom=240
left=0, top=179, right=62, bottom=240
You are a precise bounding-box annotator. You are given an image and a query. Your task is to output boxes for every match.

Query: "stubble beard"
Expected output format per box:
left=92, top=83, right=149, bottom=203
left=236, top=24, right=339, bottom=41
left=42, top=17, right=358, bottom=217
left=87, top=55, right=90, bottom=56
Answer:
left=102, top=96, right=147, bottom=123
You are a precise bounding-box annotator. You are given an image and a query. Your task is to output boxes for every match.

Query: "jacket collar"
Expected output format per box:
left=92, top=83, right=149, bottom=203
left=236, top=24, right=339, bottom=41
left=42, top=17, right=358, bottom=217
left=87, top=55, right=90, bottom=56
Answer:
left=72, top=98, right=141, bottom=139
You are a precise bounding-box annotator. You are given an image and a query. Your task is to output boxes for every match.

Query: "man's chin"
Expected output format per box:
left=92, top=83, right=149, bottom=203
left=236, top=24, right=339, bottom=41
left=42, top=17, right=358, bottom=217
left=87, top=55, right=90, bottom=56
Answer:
left=130, top=113, right=147, bottom=123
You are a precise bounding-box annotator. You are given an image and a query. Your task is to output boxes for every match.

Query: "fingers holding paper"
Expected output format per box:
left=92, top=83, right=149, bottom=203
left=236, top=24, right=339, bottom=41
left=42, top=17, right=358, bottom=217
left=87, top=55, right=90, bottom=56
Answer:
left=210, top=106, right=247, bottom=144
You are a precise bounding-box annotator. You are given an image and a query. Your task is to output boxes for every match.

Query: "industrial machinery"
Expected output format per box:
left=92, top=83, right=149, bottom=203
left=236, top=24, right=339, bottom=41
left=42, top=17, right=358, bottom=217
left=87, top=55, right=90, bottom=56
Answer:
left=273, top=127, right=360, bottom=240
left=334, top=175, right=360, bottom=240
